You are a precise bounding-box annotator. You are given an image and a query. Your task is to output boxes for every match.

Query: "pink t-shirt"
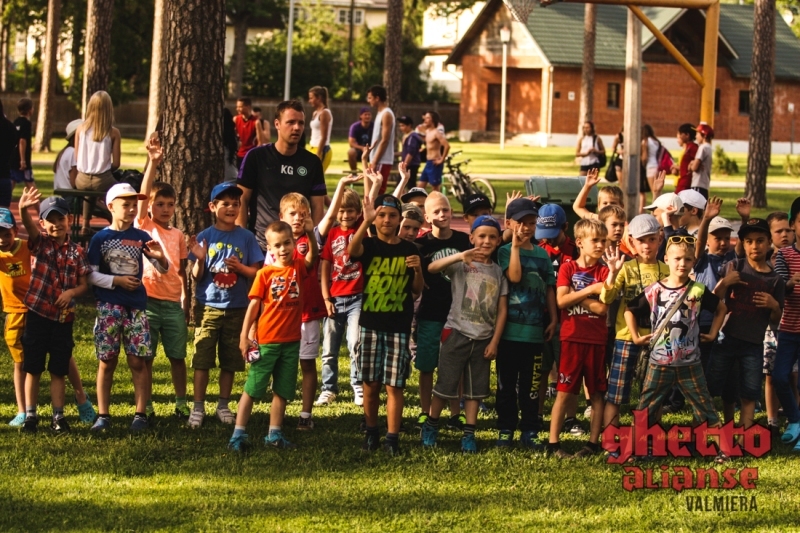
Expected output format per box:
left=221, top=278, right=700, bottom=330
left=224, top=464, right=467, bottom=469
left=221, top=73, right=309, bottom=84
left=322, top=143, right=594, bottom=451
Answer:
left=135, top=217, right=188, bottom=303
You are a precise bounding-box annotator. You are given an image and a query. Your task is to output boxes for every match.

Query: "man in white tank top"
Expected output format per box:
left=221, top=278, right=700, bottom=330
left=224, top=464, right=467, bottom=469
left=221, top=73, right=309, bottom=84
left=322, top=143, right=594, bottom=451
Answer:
left=367, top=85, right=395, bottom=196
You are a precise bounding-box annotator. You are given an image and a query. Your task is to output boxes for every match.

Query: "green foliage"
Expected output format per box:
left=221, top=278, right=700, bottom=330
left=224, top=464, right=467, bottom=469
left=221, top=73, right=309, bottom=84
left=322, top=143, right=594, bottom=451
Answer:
left=712, top=145, right=739, bottom=175
left=784, top=154, right=800, bottom=175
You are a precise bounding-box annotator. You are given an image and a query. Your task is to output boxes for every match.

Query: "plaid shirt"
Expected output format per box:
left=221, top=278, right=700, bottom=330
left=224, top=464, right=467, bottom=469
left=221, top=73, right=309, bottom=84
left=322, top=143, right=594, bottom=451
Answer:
left=25, top=235, right=91, bottom=322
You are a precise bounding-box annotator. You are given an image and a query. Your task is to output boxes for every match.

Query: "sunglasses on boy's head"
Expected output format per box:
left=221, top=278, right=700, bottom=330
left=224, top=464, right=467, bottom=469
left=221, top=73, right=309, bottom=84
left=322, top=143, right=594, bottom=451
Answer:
left=666, top=235, right=696, bottom=249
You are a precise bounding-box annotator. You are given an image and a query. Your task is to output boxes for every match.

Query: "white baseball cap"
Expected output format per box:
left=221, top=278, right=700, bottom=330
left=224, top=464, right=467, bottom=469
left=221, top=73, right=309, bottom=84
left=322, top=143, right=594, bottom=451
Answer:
left=65, top=119, right=83, bottom=139
left=678, top=189, right=707, bottom=211
left=106, top=183, right=147, bottom=205
left=708, top=216, right=733, bottom=234
left=644, top=193, right=684, bottom=213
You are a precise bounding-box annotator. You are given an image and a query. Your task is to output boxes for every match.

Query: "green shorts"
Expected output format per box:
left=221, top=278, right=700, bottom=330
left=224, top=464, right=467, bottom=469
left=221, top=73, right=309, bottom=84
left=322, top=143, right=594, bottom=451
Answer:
left=414, top=320, right=445, bottom=373
left=147, top=298, right=188, bottom=360
left=541, top=324, right=561, bottom=380
left=192, top=305, right=246, bottom=373
left=244, top=342, right=300, bottom=401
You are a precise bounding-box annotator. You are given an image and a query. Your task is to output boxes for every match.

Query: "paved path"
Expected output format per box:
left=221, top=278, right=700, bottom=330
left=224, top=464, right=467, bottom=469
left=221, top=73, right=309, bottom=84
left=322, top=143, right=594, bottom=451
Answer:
left=471, top=174, right=799, bottom=190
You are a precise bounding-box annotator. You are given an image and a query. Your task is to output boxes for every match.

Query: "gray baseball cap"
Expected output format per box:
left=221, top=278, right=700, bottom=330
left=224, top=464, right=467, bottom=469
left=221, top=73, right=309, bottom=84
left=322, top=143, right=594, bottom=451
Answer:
left=628, top=214, right=661, bottom=239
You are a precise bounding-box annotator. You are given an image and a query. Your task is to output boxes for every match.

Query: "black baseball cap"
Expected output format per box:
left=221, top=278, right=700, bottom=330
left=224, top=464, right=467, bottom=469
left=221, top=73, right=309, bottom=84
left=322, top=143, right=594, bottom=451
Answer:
left=373, top=194, right=402, bottom=213
left=506, top=198, right=539, bottom=221
left=401, top=187, right=428, bottom=203
left=464, top=193, right=492, bottom=215
left=738, top=218, right=771, bottom=239
left=398, top=115, right=414, bottom=126
left=790, top=197, right=800, bottom=224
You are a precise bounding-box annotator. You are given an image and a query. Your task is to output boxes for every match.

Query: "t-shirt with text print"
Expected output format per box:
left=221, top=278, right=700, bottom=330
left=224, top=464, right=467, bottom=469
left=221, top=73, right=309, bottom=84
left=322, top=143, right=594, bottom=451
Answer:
left=250, top=258, right=307, bottom=344
left=721, top=258, right=785, bottom=344
left=497, top=243, right=556, bottom=344
left=600, top=259, right=669, bottom=341
left=628, top=281, right=719, bottom=366
left=415, top=230, right=472, bottom=322
left=320, top=224, right=364, bottom=297
left=557, top=261, right=609, bottom=345
left=88, top=226, right=155, bottom=309
left=353, top=237, right=419, bottom=333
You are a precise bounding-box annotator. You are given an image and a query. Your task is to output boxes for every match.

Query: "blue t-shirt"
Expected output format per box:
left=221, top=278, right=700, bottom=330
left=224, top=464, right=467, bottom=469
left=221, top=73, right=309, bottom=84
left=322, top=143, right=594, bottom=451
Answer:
left=693, top=250, right=737, bottom=326
left=189, top=226, right=264, bottom=309
left=88, top=226, right=154, bottom=309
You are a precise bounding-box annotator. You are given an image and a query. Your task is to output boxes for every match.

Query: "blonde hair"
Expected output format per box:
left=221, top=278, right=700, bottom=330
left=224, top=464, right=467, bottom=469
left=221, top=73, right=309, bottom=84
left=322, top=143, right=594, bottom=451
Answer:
left=574, top=219, right=608, bottom=241
left=423, top=191, right=450, bottom=213
left=340, top=188, right=362, bottom=212
left=598, top=205, right=626, bottom=223
left=84, top=91, right=114, bottom=142
left=666, top=240, right=695, bottom=259
left=280, top=192, right=310, bottom=215
left=599, top=186, right=624, bottom=207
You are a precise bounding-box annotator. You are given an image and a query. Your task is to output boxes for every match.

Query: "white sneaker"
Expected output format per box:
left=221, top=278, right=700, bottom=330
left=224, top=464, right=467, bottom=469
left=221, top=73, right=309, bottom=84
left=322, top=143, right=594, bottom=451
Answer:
left=583, top=405, right=592, bottom=418
left=215, top=407, right=236, bottom=424
left=314, top=391, right=336, bottom=406
left=353, top=385, right=364, bottom=406
left=187, top=410, right=204, bottom=429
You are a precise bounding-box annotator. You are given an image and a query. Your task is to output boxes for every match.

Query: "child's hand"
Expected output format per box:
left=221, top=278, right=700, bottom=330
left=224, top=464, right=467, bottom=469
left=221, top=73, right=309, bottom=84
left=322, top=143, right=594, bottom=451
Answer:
left=325, top=299, right=336, bottom=318
left=146, top=137, right=163, bottom=165
left=754, top=291, right=779, bottom=311
left=224, top=256, right=244, bottom=274
left=340, top=173, right=362, bottom=187
left=544, top=321, right=557, bottom=342
left=704, top=196, right=722, bottom=220
left=789, top=272, right=800, bottom=288
left=652, top=171, right=666, bottom=197
left=633, top=333, right=653, bottom=346
left=19, top=186, right=41, bottom=210
left=363, top=200, right=377, bottom=223
left=527, top=195, right=541, bottom=204
left=113, top=275, right=141, bottom=291
left=721, top=270, right=747, bottom=289
left=736, top=198, right=751, bottom=220
left=461, top=248, right=487, bottom=266
left=188, top=236, right=207, bottom=260
left=406, top=255, right=421, bottom=271
left=398, top=161, right=408, bottom=179
left=303, top=215, right=315, bottom=235
left=484, top=341, right=498, bottom=360
left=505, top=191, right=523, bottom=218
left=603, top=245, right=625, bottom=274
left=699, top=332, right=718, bottom=343
left=585, top=168, right=601, bottom=188
left=239, top=335, right=253, bottom=360
left=54, top=289, right=73, bottom=309
left=142, top=240, right=165, bottom=261
left=511, top=225, right=526, bottom=248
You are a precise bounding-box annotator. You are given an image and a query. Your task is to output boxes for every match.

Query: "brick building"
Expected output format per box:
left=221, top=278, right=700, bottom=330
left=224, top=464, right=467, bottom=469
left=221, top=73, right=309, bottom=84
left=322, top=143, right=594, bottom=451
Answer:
left=448, top=0, right=800, bottom=146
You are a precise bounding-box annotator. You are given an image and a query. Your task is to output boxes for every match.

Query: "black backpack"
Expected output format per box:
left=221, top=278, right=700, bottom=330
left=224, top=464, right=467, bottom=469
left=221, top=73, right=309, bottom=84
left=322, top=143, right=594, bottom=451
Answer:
left=113, top=169, right=144, bottom=192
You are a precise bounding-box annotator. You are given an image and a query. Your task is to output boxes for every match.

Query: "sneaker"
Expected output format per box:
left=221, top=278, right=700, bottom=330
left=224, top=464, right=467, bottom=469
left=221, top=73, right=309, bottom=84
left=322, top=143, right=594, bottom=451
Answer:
left=130, top=414, right=148, bottom=432
left=354, top=388, right=364, bottom=407
left=562, top=418, right=585, bottom=436
left=520, top=430, right=544, bottom=450
left=314, top=391, right=336, bottom=406
left=215, top=407, right=236, bottom=425
left=174, top=403, right=190, bottom=420
left=583, top=405, right=592, bottom=418
left=8, top=413, right=25, bottom=427
left=50, top=416, right=70, bottom=435
left=77, top=399, right=96, bottom=424
left=478, top=401, right=489, bottom=414
left=415, top=413, right=429, bottom=430
left=573, top=445, right=598, bottom=458
left=187, top=410, right=205, bottom=429
left=228, top=433, right=250, bottom=452
left=461, top=434, right=478, bottom=453
left=91, top=416, right=111, bottom=432
left=265, top=430, right=296, bottom=449
left=421, top=423, right=439, bottom=448
left=362, top=432, right=380, bottom=452
left=447, top=413, right=466, bottom=431
left=782, top=421, right=800, bottom=443
left=546, top=382, right=557, bottom=399
left=22, top=415, right=38, bottom=434
left=552, top=448, right=573, bottom=460
left=297, top=416, right=314, bottom=431
left=358, top=417, right=368, bottom=434
left=496, top=430, right=513, bottom=448
left=793, top=439, right=800, bottom=454
left=383, top=440, right=400, bottom=456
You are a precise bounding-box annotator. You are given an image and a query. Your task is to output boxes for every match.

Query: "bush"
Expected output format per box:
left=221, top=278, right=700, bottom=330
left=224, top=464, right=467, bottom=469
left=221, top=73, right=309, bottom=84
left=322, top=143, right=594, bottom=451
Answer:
left=712, top=145, right=738, bottom=175
left=784, top=155, right=800, bottom=176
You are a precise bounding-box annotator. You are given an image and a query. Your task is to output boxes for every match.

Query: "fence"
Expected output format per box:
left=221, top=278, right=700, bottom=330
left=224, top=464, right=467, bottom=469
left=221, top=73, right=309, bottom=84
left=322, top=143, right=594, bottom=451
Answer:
left=1, top=93, right=460, bottom=139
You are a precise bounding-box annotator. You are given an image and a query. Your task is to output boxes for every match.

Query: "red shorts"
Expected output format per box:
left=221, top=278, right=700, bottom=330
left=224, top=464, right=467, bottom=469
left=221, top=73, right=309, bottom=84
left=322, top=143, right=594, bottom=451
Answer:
left=557, top=340, right=607, bottom=395
left=377, top=164, right=392, bottom=195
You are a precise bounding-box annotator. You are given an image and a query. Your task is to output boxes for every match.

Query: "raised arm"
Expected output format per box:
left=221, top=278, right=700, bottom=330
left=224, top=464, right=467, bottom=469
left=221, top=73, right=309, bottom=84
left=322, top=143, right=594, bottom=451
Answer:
left=303, top=218, right=320, bottom=271
left=137, top=138, right=162, bottom=222
left=695, top=196, right=721, bottom=258
left=17, top=186, right=42, bottom=245
left=319, top=174, right=362, bottom=238
left=573, top=170, right=601, bottom=220
left=348, top=200, right=376, bottom=259
left=391, top=162, right=411, bottom=199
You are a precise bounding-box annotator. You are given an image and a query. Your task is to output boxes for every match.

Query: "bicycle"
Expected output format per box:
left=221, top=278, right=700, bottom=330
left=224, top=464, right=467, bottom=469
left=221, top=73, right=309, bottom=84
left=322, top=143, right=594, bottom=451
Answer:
left=443, top=151, right=497, bottom=210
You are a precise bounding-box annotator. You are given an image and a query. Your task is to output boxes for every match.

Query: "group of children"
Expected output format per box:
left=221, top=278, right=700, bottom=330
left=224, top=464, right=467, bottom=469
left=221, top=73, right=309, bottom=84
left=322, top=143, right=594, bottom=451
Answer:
left=4, top=134, right=800, bottom=460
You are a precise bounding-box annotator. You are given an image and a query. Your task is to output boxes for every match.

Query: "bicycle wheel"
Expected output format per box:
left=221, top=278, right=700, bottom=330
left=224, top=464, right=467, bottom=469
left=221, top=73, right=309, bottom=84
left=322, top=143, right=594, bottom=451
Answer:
left=449, top=172, right=470, bottom=206
left=470, top=178, right=497, bottom=209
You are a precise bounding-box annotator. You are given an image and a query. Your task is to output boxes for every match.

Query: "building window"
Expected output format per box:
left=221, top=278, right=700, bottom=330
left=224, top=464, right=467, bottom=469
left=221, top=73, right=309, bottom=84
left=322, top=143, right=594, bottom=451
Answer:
left=714, top=89, right=720, bottom=114
left=607, top=83, right=620, bottom=109
left=554, top=91, right=561, bottom=99
left=739, top=90, right=750, bottom=115
left=336, top=8, right=364, bottom=24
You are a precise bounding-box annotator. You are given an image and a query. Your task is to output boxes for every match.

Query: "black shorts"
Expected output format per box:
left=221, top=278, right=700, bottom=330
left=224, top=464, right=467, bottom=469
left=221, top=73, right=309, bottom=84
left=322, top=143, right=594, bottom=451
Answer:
left=580, top=164, right=601, bottom=172
left=21, top=311, right=75, bottom=376
left=639, top=165, right=651, bottom=193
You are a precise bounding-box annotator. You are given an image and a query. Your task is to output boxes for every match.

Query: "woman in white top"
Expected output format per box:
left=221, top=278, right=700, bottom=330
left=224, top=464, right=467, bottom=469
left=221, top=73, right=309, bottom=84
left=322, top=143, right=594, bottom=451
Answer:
left=308, top=86, right=333, bottom=172
left=75, top=91, right=121, bottom=235
left=640, top=124, right=660, bottom=211
left=575, top=121, right=604, bottom=176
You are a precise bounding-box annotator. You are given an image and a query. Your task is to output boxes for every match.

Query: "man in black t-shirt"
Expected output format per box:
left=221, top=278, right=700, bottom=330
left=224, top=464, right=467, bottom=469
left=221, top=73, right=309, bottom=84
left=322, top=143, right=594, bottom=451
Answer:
left=10, top=97, right=34, bottom=190
left=0, top=100, right=18, bottom=207
left=237, top=100, right=327, bottom=251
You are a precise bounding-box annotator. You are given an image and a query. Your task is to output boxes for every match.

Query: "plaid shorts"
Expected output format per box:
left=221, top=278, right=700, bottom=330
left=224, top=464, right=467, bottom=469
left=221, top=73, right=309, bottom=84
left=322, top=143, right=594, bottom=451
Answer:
left=638, top=362, right=719, bottom=426
left=605, top=339, right=640, bottom=405
left=355, top=327, right=411, bottom=388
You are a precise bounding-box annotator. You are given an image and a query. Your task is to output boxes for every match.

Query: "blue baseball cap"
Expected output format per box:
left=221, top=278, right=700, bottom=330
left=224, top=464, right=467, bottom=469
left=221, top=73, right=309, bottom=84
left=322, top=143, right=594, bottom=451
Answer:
left=0, top=208, right=16, bottom=229
left=471, top=215, right=502, bottom=234
left=535, top=204, right=567, bottom=240
left=39, top=196, right=71, bottom=220
left=211, top=181, right=243, bottom=202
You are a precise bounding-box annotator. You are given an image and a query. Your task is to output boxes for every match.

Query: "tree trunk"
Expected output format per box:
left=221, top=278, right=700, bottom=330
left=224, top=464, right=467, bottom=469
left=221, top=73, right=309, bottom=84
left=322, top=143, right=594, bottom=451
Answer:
left=146, top=0, right=166, bottom=137
left=227, top=15, right=249, bottom=98
left=578, top=3, right=596, bottom=133
left=34, top=0, right=62, bottom=152
left=745, top=0, right=775, bottom=209
left=383, top=0, right=403, bottom=113
left=82, top=0, right=114, bottom=112
left=69, top=3, right=84, bottom=93
left=0, top=0, right=7, bottom=92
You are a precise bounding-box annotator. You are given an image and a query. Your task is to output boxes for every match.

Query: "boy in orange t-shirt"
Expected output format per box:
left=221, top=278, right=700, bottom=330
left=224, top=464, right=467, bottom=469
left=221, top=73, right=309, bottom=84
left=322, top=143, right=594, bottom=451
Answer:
left=228, top=219, right=318, bottom=451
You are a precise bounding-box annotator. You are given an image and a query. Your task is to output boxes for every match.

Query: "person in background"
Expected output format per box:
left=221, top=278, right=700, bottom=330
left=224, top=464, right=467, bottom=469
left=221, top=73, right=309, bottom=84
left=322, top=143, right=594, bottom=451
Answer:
left=308, top=86, right=333, bottom=173
left=347, top=107, right=372, bottom=172
left=234, top=97, right=267, bottom=169
left=672, top=123, right=698, bottom=194
left=398, top=115, right=422, bottom=189
left=252, top=107, right=270, bottom=145
left=609, top=127, right=624, bottom=183
left=366, top=86, right=395, bottom=196
left=0, top=100, right=16, bottom=207
left=10, top=97, right=34, bottom=192
left=222, top=108, right=240, bottom=181
left=575, top=121, right=603, bottom=177
left=689, top=122, right=713, bottom=199
left=640, top=124, right=660, bottom=210
left=53, top=119, right=83, bottom=190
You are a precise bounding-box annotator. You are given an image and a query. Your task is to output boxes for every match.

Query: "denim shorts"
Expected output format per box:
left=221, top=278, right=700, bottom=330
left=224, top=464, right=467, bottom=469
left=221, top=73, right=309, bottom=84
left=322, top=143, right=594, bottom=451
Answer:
left=707, top=336, right=763, bottom=401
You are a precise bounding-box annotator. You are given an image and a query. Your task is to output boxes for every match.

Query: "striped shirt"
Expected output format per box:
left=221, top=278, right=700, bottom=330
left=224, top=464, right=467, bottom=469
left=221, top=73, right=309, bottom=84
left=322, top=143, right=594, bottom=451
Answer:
left=774, top=244, right=800, bottom=333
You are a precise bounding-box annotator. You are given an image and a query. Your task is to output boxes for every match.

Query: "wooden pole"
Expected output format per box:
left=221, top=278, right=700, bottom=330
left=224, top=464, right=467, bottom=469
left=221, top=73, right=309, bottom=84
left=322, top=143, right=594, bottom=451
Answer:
left=562, top=0, right=714, bottom=8
left=622, top=9, right=641, bottom=219
left=700, top=1, right=719, bottom=126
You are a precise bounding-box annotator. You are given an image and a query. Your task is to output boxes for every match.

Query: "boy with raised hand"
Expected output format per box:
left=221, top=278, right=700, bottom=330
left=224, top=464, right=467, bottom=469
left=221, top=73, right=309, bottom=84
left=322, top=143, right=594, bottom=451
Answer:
left=420, top=215, right=508, bottom=453
left=348, top=193, right=423, bottom=454
left=626, top=235, right=727, bottom=460
left=318, top=178, right=367, bottom=407
left=187, top=182, right=264, bottom=429
left=600, top=214, right=669, bottom=430
left=549, top=219, right=609, bottom=459
left=707, top=218, right=784, bottom=431
left=677, top=189, right=707, bottom=237
left=414, top=191, right=472, bottom=431
left=86, top=183, right=169, bottom=432
left=572, top=168, right=625, bottom=221
left=134, top=138, right=191, bottom=420
left=771, top=197, right=800, bottom=450
left=16, top=190, right=92, bottom=434
left=228, top=219, right=318, bottom=451
left=496, top=198, right=557, bottom=449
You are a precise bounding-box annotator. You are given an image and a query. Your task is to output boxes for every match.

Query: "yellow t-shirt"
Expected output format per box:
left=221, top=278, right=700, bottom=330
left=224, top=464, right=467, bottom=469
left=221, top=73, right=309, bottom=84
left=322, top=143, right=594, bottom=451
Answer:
left=0, top=239, right=31, bottom=313
left=600, top=258, right=669, bottom=341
